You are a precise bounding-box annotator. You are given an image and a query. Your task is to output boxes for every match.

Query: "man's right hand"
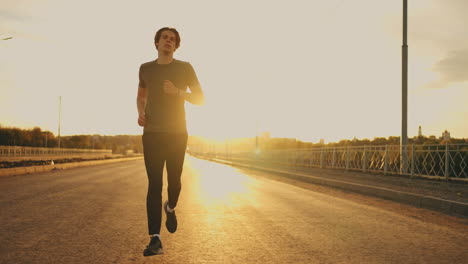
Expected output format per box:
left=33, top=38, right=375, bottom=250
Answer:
left=138, top=114, right=146, bottom=127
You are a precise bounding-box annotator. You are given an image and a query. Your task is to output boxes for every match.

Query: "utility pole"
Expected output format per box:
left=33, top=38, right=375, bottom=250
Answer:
left=401, top=0, right=408, bottom=174
left=58, top=96, right=62, bottom=148
left=255, top=120, right=259, bottom=154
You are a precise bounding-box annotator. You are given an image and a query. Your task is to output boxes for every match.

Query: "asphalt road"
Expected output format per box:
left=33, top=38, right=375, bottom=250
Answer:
left=1, top=156, right=467, bottom=264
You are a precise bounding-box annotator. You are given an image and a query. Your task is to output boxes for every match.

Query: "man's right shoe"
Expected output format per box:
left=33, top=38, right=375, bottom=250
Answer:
left=164, top=200, right=178, bottom=233
left=143, top=236, right=164, bottom=256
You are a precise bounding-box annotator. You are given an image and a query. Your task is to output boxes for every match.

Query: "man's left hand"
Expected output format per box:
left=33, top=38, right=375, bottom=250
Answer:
left=163, top=80, right=179, bottom=95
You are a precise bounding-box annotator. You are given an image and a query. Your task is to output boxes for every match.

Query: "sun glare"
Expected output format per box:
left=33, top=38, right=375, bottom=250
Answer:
left=186, top=156, right=256, bottom=207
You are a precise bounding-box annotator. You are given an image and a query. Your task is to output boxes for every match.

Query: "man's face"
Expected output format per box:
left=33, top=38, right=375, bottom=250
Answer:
left=156, top=30, right=177, bottom=54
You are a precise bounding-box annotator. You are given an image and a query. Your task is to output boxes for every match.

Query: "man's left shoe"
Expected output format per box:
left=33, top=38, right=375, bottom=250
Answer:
left=143, top=236, right=164, bottom=256
left=164, top=200, right=178, bottom=233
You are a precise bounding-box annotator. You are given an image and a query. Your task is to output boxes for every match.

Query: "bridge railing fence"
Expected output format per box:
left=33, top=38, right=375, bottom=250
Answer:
left=188, top=143, right=468, bottom=180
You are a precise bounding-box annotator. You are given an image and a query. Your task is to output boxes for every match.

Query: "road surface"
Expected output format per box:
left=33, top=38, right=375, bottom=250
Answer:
left=1, top=156, right=467, bottom=264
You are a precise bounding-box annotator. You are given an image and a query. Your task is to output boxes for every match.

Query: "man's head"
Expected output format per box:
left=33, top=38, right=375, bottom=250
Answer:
left=154, top=27, right=180, bottom=54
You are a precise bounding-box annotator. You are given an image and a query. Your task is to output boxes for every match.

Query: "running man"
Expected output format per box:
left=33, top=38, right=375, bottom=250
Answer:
left=137, top=27, right=205, bottom=256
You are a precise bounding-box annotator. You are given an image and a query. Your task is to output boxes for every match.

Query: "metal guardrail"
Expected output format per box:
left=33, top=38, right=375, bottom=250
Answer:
left=188, top=144, right=468, bottom=180
left=0, top=146, right=112, bottom=157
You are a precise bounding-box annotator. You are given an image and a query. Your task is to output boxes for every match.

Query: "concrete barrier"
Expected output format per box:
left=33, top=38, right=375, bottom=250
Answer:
left=0, top=156, right=143, bottom=177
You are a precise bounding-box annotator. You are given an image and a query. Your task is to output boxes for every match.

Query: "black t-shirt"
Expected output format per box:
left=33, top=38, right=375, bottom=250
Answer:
left=139, top=59, right=202, bottom=133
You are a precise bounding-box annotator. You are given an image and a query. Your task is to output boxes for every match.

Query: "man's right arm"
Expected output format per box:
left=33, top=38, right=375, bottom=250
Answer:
left=137, top=86, right=147, bottom=127
left=137, top=65, right=147, bottom=127
left=137, top=67, right=148, bottom=127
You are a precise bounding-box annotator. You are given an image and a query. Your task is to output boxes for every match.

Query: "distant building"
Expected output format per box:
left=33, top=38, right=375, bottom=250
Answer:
left=319, top=139, right=325, bottom=145
left=261, top=132, right=270, bottom=140
left=442, top=130, right=451, bottom=140
left=418, top=125, right=423, bottom=137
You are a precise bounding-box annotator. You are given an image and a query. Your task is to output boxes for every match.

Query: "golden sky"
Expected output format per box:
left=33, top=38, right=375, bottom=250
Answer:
left=1, top=0, right=467, bottom=143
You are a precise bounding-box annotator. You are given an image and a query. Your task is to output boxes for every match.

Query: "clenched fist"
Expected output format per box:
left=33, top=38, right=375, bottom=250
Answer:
left=138, top=114, right=146, bottom=127
left=163, top=80, right=179, bottom=95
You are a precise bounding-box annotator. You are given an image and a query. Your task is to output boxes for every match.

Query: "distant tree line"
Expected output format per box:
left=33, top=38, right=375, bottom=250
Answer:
left=274, top=135, right=467, bottom=149
left=188, top=134, right=468, bottom=153
left=2, top=126, right=466, bottom=154
left=318, top=135, right=467, bottom=148
left=0, top=126, right=143, bottom=154
left=0, top=126, right=55, bottom=148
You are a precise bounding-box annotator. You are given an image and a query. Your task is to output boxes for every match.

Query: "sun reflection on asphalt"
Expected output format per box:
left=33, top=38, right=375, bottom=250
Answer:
left=186, top=156, right=257, bottom=207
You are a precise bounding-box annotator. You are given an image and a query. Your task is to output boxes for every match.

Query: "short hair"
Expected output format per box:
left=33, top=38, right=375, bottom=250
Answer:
left=154, top=27, right=180, bottom=50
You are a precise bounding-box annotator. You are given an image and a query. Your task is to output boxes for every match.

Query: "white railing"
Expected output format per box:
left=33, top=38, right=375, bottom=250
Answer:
left=188, top=143, right=468, bottom=180
left=0, top=146, right=112, bottom=157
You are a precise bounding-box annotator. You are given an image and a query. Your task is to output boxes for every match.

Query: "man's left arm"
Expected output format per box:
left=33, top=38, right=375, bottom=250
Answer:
left=179, top=63, right=204, bottom=105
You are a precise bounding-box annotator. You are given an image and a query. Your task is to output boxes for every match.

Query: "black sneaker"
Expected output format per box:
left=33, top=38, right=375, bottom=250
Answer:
left=143, top=236, right=164, bottom=256
left=164, top=200, right=177, bottom=233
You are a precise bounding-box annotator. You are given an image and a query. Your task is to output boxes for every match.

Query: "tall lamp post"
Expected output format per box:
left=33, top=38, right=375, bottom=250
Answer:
left=401, top=0, right=408, bottom=174
left=58, top=96, right=62, bottom=148
left=255, top=120, right=259, bottom=155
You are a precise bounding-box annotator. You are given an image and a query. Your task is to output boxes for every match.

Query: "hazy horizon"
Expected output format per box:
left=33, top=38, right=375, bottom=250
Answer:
left=1, top=125, right=464, bottom=146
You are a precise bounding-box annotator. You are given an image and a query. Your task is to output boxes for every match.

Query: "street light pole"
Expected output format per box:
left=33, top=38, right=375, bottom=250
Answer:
left=255, top=120, right=259, bottom=154
left=401, top=0, right=408, bottom=174
left=58, top=96, right=62, bottom=148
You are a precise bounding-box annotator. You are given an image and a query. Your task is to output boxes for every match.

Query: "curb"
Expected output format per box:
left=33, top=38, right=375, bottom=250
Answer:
left=0, top=156, right=144, bottom=177
left=199, top=156, right=468, bottom=218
